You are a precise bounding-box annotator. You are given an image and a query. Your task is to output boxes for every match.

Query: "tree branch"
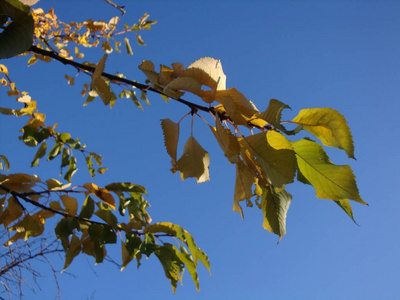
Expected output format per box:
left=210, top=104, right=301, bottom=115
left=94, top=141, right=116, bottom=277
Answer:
left=104, top=0, right=126, bottom=15
left=0, top=185, right=173, bottom=238
left=28, top=46, right=213, bottom=114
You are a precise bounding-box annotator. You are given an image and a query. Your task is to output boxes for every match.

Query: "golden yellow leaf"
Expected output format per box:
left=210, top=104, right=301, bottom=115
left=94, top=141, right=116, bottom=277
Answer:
left=161, top=119, right=180, bottom=165
left=0, top=64, right=9, bottom=76
left=164, top=77, right=202, bottom=98
left=138, top=60, right=159, bottom=87
left=233, top=161, right=256, bottom=219
left=292, top=108, right=355, bottom=158
left=181, top=57, right=226, bottom=103
left=0, top=173, right=40, bottom=193
left=60, top=195, right=78, bottom=215
left=90, top=54, right=112, bottom=105
left=215, top=88, right=259, bottom=126
left=83, top=182, right=116, bottom=210
left=244, top=131, right=296, bottom=188
left=171, top=136, right=210, bottom=184
left=0, top=197, right=23, bottom=227
left=209, top=118, right=240, bottom=164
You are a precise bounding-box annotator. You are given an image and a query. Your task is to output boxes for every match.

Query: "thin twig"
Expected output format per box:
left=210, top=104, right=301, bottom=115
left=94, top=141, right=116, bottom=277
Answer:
left=104, top=0, right=126, bottom=15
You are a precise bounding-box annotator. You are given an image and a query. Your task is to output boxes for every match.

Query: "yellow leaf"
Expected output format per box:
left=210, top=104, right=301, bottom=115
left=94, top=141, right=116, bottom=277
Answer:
left=209, top=118, right=240, bottom=164
left=0, top=173, right=40, bottom=193
left=83, top=182, right=116, bottom=210
left=64, top=74, right=75, bottom=85
left=161, top=119, right=179, bottom=165
left=215, top=88, right=259, bottom=126
left=0, top=64, right=9, bottom=76
left=45, top=178, right=71, bottom=191
left=244, top=131, right=296, bottom=188
left=292, top=138, right=365, bottom=204
left=292, top=108, right=355, bottom=158
left=60, top=195, right=78, bottom=215
left=171, top=62, right=184, bottom=78
left=90, top=54, right=112, bottom=105
left=171, top=136, right=210, bottom=184
left=17, top=95, right=31, bottom=103
left=0, top=197, right=23, bottom=227
left=181, top=57, right=226, bottom=103
left=233, top=161, right=256, bottom=219
left=138, top=60, right=159, bottom=86
left=164, top=76, right=202, bottom=98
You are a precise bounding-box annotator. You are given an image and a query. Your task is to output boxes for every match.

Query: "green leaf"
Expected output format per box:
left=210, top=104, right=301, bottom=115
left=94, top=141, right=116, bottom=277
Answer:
left=144, top=222, right=210, bottom=273
left=88, top=223, right=116, bottom=244
left=292, top=108, right=355, bottom=158
left=176, top=245, right=200, bottom=291
left=78, top=195, right=95, bottom=219
left=171, top=136, right=210, bottom=184
left=0, top=0, right=34, bottom=59
left=261, top=186, right=292, bottom=243
left=64, top=156, right=77, bottom=182
left=55, top=218, right=79, bottom=238
left=0, top=155, right=10, bottom=171
left=244, top=131, right=296, bottom=188
left=261, top=99, right=300, bottom=134
left=292, top=138, right=365, bottom=204
left=105, top=182, right=147, bottom=194
left=129, top=90, right=143, bottom=110
left=94, top=202, right=118, bottom=228
left=334, top=199, right=358, bottom=224
left=124, top=37, right=133, bottom=55
left=31, top=141, right=47, bottom=167
left=154, top=243, right=184, bottom=293
left=47, top=142, right=62, bottom=161
left=62, top=234, right=81, bottom=272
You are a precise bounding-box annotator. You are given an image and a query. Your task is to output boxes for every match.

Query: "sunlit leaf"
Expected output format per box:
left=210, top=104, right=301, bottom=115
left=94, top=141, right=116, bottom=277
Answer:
left=154, top=243, right=184, bottom=293
left=180, top=57, right=226, bottom=103
left=209, top=118, right=240, bottom=164
left=60, top=195, right=78, bottom=215
left=245, top=131, right=296, bottom=188
left=161, top=119, right=179, bottom=165
left=334, top=199, right=358, bottom=224
left=124, top=37, right=133, bottom=55
left=172, top=136, right=210, bottom=184
left=90, top=54, right=112, bottom=105
left=292, top=108, right=355, bottom=158
left=233, top=161, right=256, bottom=219
left=261, top=99, right=296, bottom=134
left=83, top=182, right=116, bottom=210
left=292, top=138, right=365, bottom=204
left=215, top=88, right=259, bottom=126
left=261, top=186, right=292, bottom=243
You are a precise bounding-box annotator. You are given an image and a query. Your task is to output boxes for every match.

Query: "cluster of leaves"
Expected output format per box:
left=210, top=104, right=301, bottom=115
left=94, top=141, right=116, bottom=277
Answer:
left=0, top=64, right=105, bottom=182
left=1, top=0, right=210, bottom=293
left=0, top=0, right=365, bottom=295
left=139, top=56, right=366, bottom=241
left=0, top=172, right=210, bottom=292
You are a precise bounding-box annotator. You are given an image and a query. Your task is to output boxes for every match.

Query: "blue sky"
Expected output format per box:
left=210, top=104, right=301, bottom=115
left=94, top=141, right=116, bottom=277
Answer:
left=2, top=0, right=400, bottom=299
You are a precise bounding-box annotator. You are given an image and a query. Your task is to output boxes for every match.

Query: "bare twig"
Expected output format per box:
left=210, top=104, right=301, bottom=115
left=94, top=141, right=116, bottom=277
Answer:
left=104, top=0, right=126, bottom=15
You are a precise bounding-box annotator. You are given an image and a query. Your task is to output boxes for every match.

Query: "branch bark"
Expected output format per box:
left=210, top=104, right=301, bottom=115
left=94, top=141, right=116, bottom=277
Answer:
left=28, top=46, right=213, bottom=115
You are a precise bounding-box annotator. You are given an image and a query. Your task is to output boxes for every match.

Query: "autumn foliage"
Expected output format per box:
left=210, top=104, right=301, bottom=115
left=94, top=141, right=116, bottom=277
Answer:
left=0, top=0, right=365, bottom=296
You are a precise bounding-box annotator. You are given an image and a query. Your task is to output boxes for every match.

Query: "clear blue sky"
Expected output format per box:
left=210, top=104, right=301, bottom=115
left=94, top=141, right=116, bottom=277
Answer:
left=2, top=0, right=400, bottom=299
